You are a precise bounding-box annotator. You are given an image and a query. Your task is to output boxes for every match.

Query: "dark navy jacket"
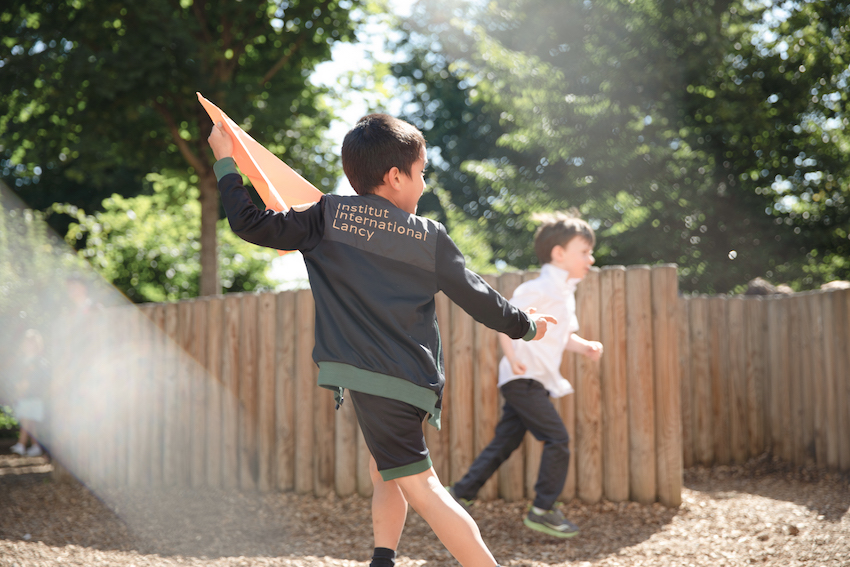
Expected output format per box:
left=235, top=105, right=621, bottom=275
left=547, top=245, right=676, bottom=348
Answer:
left=216, top=158, right=535, bottom=428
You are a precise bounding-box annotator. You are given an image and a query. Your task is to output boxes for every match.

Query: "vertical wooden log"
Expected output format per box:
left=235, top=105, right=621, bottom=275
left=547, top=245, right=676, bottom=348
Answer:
left=427, top=292, right=451, bottom=484
left=626, top=266, right=656, bottom=504
left=601, top=266, right=629, bottom=502
left=294, top=289, right=315, bottom=494
left=205, top=297, right=224, bottom=488
left=837, top=290, right=850, bottom=471
left=788, top=295, right=807, bottom=465
left=821, top=291, right=839, bottom=469
left=144, top=305, right=162, bottom=486
left=449, top=300, right=475, bottom=485
left=96, top=310, right=110, bottom=485
left=576, top=268, right=602, bottom=504
left=91, top=310, right=106, bottom=485
left=497, top=272, right=526, bottom=502
left=689, top=296, right=712, bottom=465
left=335, top=388, right=358, bottom=497
left=708, top=296, right=730, bottom=465
left=148, top=304, right=166, bottom=487
left=116, top=309, right=131, bottom=487
left=191, top=299, right=208, bottom=488
left=652, top=265, right=681, bottom=508
left=767, top=296, right=791, bottom=461
left=239, top=294, right=259, bottom=490
left=117, top=308, right=132, bottom=486
left=257, top=292, right=277, bottom=492
left=72, top=308, right=93, bottom=485
left=801, top=294, right=817, bottom=465
left=474, top=275, right=501, bottom=501
left=744, top=297, right=767, bottom=458
left=101, top=309, right=115, bottom=487
left=781, top=295, right=795, bottom=464
left=162, top=302, right=180, bottom=487
left=131, top=306, right=152, bottom=487
left=314, top=374, right=335, bottom=497
left=678, top=296, right=694, bottom=469
left=275, top=291, right=296, bottom=491
left=727, top=297, right=748, bottom=464
left=78, top=309, right=96, bottom=487
left=357, top=423, right=373, bottom=497
left=107, top=308, right=125, bottom=487
left=808, top=293, right=827, bottom=466
left=221, top=294, right=241, bottom=489
left=177, top=300, right=195, bottom=486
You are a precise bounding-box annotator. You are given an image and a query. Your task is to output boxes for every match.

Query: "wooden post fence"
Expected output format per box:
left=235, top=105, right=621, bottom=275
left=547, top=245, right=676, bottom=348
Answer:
left=49, top=267, right=850, bottom=505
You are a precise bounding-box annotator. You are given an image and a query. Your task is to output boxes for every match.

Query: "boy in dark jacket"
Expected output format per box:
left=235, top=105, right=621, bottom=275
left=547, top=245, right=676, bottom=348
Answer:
left=208, top=114, right=556, bottom=567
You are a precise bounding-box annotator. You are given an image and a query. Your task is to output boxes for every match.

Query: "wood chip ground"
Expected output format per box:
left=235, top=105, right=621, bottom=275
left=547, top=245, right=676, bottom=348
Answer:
left=1, top=447, right=848, bottom=567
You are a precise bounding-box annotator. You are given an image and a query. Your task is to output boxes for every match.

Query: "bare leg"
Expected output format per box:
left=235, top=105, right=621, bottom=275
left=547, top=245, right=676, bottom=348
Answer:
left=369, top=456, right=408, bottom=550
left=18, top=428, right=30, bottom=446
left=395, top=467, right=497, bottom=567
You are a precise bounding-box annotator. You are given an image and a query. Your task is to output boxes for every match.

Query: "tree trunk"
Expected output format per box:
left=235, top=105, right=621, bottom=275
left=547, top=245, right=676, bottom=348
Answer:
left=199, top=168, right=220, bottom=296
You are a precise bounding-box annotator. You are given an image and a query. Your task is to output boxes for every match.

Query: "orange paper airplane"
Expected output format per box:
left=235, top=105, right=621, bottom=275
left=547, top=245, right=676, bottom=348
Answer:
left=197, top=92, right=323, bottom=213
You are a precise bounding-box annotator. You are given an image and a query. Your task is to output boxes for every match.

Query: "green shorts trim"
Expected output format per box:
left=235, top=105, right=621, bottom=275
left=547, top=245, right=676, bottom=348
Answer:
left=380, top=455, right=433, bottom=481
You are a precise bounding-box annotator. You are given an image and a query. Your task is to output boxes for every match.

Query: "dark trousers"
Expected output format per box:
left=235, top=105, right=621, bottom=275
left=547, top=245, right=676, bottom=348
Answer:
left=452, top=379, right=570, bottom=510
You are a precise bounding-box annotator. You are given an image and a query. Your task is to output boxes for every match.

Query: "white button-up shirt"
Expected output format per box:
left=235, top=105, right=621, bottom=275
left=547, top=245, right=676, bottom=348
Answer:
left=497, top=263, right=581, bottom=398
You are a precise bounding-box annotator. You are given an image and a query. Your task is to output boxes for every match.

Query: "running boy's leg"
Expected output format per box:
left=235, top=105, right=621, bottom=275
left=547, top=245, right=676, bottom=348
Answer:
left=350, top=391, right=498, bottom=567
left=451, top=399, right=527, bottom=502
left=500, top=380, right=570, bottom=510
left=394, top=467, right=497, bottom=567
left=369, top=456, right=408, bottom=550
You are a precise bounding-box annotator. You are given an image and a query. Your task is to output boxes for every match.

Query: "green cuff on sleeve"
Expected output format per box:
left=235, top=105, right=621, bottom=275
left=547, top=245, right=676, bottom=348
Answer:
left=522, top=318, right=537, bottom=341
left=213, top=157, right=238, bottom=181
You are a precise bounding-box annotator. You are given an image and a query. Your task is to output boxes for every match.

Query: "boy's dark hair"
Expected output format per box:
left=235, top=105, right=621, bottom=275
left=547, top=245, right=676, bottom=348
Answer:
left=532, top=210, right=595, bottom=265
left=341, top=114, right=426, bottom=195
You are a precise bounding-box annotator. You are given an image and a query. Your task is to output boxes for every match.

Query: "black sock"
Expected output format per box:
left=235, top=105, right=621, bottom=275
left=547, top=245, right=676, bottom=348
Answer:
left=370, top=547, right=396, bottom=567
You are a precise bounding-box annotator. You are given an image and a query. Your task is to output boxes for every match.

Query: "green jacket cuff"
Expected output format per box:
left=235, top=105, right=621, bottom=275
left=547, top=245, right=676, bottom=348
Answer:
left=522, top=318, right=537, bottom=341
left=213, top=157, right=238, bottom=181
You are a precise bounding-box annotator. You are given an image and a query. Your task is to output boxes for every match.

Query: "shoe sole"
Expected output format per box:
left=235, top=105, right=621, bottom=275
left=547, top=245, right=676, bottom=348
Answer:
left=523, top=517, right=580, bottom=538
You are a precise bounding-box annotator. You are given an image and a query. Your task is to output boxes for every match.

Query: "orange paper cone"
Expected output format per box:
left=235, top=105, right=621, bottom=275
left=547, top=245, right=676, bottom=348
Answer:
left=197, top=92, right=323, bottom=213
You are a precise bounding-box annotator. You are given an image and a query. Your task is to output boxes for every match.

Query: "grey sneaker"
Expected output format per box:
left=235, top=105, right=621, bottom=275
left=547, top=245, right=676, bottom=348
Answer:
left=524, top=506, right=579, bottom=538
left=445, top=485, right=473, bottom=512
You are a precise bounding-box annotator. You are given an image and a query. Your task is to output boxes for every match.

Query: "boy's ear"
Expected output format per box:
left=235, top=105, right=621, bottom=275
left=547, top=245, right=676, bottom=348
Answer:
left=383, top=166, right=402, bottom=190
left=550, top=244, right=565, bottom=262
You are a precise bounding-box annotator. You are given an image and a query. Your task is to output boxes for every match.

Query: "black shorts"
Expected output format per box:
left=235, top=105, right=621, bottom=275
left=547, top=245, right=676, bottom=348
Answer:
left=348, top=390, right=432, bottom=481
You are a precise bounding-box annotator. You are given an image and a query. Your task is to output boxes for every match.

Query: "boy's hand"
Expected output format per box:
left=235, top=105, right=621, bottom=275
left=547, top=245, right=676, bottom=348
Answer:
left=508, top=358, right=527, bottom=376
left=584, top=341, right=604, bottom=362
left=527, top=308, right=558, bottom=341
left=208, top=121, right=234, bottom=160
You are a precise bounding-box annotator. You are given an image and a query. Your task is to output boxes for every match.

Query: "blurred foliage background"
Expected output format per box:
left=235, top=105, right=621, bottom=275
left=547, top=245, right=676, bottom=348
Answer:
left=390, top=0, right=850, bottom=293
left=1, top=0, right=848, bottom=300
left=1, top=0, right=363, bottom=298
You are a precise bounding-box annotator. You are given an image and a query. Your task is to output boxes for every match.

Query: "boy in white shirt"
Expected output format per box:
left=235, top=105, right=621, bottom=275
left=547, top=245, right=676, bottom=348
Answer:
left=448, top=212, right=603, bottom=538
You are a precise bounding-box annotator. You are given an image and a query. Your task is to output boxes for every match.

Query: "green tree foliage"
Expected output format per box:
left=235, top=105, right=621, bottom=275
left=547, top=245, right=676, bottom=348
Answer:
left=1, top=0, right=362, bottom=295
left=388, top=16, right=541, bottom=270
left=54, top=172, right=277, bottom=303
left=392, top=0, right=850, bottom=292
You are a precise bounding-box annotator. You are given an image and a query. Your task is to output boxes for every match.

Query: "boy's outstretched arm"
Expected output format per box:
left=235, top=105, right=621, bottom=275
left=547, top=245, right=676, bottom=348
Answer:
left=566, top=334, right=603, bottom=361
left=207, top=121, right=323, bottom=252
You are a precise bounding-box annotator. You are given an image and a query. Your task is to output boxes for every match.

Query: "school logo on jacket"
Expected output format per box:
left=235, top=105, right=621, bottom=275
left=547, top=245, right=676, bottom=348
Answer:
left=330, top=200, right=430, bottom=243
